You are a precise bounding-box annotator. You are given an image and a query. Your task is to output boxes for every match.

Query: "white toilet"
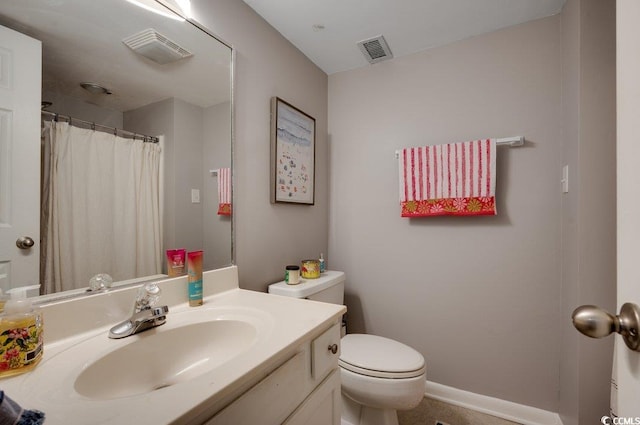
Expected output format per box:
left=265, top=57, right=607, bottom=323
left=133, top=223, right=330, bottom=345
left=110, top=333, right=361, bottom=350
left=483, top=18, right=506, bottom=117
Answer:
left=268, top=271, right=426, bottom=425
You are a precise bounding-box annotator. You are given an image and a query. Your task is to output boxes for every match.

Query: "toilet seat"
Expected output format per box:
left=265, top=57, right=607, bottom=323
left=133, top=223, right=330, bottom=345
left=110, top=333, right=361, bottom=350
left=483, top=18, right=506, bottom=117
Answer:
left=339, top=334, right=426, bottom=379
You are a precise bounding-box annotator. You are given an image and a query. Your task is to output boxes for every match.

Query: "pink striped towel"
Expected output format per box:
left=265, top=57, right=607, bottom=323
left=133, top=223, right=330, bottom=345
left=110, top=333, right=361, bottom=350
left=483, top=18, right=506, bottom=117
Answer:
left=217, top=167, right=232, bottom=216
left=398, top=139, right=497, bottom=217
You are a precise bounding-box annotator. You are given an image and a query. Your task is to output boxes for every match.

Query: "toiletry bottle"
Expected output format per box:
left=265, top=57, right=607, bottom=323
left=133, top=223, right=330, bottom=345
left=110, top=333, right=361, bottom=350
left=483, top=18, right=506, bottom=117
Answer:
left=187, top=251, right=203, bottom=307
left=166, top=249, right=187, bottom=277
left=319, top=253, right=325, bottom=273
left=0, top=285, right=44, bottom=378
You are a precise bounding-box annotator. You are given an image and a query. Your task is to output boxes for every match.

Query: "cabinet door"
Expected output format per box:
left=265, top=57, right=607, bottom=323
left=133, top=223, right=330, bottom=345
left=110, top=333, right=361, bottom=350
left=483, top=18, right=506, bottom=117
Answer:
left=206, top=352, right=306, bottom=425
left=283, top=369, right=341, bottom=425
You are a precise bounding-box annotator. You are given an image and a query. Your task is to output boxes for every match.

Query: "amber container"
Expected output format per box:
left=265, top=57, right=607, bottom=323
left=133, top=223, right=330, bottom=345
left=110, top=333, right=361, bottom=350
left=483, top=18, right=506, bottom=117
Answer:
left=301, top=260, right=320, bottom=279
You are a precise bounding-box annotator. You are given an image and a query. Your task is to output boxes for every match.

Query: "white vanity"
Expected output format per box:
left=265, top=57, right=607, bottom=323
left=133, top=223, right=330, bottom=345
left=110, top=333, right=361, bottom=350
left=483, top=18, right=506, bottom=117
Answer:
left=0, top=266, right=345, bottom=424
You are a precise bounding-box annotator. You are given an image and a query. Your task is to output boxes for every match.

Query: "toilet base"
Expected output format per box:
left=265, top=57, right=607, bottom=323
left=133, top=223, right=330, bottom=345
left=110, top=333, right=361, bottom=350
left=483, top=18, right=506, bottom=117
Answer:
left=341, top=393, right=399, bottom=425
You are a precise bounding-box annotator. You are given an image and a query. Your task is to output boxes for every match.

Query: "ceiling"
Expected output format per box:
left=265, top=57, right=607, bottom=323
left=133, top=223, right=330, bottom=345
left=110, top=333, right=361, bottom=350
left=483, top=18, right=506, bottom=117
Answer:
left=242, top=0, right=566, bottom=75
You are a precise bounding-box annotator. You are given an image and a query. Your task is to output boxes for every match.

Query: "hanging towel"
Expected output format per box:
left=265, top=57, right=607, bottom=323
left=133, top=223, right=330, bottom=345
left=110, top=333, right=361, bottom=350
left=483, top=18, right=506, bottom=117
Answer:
left=398, top=139, right=497, bottom=217
left=217, top=167, right=232, bottom=216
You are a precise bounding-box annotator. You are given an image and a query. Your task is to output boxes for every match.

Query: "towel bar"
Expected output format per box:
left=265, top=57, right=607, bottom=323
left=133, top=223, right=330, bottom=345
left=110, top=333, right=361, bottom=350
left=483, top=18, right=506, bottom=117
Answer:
left=495, top=136, right=525, bottom=147
left=395, top=136, right=524, bottom=159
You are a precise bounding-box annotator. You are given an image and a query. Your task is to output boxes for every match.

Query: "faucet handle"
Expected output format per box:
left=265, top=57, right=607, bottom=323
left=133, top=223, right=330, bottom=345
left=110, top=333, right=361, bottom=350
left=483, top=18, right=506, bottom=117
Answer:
left=134, top=283, right=161, bottom=312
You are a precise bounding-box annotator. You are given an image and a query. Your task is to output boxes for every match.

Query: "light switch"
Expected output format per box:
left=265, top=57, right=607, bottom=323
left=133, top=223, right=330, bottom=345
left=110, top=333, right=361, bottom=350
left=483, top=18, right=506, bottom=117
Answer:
left=191, top=189, right=200, bottom=203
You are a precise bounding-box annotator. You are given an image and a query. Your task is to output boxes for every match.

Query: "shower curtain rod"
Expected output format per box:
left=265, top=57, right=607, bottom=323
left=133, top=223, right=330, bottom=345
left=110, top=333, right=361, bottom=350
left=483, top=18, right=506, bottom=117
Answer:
left=41, top=110, right=159, bottom=144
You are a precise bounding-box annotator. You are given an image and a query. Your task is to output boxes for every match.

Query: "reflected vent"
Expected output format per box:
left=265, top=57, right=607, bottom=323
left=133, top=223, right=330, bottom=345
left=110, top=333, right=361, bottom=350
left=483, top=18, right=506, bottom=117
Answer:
left=357, top=35, right=393, bottom=64
left=122, top=28, right=193, bottom=64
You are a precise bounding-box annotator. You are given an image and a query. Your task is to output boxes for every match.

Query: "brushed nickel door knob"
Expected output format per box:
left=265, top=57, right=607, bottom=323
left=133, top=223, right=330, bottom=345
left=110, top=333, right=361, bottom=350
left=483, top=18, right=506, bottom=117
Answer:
left=16, top=236, right=35, bottom=250
left=572, top=303, right=640, bottom=352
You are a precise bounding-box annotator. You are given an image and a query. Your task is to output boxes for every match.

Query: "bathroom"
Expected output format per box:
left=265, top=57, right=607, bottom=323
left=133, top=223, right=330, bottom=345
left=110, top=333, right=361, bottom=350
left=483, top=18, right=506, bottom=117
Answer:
left=0, top=0, right=633, bottom=423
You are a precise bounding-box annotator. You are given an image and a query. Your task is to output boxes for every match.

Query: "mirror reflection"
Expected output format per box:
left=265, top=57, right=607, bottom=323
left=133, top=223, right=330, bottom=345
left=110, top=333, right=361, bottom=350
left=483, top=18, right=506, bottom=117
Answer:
left=0, top=0, right=233, bottom=299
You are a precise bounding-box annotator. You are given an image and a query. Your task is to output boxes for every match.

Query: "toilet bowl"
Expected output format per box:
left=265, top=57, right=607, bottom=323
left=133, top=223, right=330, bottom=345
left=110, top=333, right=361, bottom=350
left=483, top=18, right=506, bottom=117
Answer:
left=339, top=334, right=426, bottom=425
left=268, top=271, right=427, bottom=425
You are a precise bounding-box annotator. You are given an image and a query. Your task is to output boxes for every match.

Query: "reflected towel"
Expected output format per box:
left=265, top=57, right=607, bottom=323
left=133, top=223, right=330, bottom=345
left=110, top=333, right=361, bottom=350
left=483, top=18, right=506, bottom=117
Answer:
left=217, top=167, right=232, bottom=216
left=0, top=391, right=44, bottom=425
left=398, top=139, right=497, bottom=217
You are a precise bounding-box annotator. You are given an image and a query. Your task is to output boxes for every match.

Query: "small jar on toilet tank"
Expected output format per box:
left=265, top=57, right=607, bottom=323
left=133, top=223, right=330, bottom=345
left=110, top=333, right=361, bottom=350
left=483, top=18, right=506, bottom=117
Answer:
left=285, top=265, right=300, bottom=285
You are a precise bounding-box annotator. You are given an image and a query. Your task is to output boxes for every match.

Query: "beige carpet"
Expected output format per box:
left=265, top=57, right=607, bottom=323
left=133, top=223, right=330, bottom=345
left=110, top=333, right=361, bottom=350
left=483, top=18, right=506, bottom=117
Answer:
left=398, top=397, right=522, bottom=425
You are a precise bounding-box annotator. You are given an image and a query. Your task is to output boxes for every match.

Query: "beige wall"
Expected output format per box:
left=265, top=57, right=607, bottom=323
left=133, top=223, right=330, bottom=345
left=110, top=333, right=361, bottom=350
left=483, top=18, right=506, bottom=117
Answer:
left=124, top=98, right=229, bottom=263
left=172, top=98, right=205, bottom=252
left=559, top=0, right=616, bottom=424
left=191, top=0, right=329, bottom=291
left=328, top=17, right=563, bottom=410
left=203, top=101, right=232, bottom=271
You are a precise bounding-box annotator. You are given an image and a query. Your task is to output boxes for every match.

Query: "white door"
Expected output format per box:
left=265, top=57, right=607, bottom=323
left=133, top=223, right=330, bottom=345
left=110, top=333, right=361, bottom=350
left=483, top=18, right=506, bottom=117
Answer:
left=0, top=25, right=41, bottom=291
left=616, top=0, right=640, bottom=416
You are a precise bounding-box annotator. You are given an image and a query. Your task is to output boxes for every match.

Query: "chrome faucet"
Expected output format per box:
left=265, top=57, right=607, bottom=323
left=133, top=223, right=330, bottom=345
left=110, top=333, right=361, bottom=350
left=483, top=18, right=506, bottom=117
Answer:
left=108, top=283, right=169, bottom=339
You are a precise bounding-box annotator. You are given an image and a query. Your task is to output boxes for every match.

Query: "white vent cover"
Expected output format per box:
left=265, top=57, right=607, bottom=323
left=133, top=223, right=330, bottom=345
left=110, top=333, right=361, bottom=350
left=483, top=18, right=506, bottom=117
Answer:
left=122, top=28, right=193, bottom=64
left=357, top=35, right=393, bottom=64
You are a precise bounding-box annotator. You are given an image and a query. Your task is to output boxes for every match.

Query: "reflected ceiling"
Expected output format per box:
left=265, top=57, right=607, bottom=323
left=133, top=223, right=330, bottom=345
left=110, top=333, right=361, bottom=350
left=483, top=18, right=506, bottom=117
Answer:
left=0, top=0, right=230, bottom=112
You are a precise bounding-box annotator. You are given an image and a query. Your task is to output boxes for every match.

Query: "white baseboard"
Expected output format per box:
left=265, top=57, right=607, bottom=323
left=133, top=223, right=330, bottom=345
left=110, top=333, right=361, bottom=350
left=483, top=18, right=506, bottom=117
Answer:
left=425, top=381, right=563, bottom=425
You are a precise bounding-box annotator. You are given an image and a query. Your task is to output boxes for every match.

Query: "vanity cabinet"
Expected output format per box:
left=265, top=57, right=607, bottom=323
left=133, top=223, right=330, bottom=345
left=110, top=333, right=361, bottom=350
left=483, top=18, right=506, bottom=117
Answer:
left=205, top=323, right=342, bottom=425
left=1, top=268, right=347, bottom=425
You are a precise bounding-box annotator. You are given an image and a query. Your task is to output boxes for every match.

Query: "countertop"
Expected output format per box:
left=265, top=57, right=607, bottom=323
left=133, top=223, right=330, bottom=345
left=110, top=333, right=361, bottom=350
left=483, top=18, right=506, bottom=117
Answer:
left=0, top=288, right=345, bottom=424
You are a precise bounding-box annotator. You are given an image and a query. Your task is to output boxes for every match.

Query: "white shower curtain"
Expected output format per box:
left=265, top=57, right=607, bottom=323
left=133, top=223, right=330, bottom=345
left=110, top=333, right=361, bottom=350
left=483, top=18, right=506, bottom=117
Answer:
left=41, top=121, right=162, bottom=293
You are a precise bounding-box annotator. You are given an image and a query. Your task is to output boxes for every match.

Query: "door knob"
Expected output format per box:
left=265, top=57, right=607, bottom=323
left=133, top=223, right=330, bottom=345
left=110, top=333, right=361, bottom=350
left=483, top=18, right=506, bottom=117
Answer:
left=15, top=236, right=35, bottom=250
left=572, top=303, right=640, bottom=352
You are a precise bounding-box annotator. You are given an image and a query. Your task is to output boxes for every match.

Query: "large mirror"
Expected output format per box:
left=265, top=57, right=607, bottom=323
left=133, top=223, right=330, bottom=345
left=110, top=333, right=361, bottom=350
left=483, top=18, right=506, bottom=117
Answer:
left=0, top=0, right=233, bottom=300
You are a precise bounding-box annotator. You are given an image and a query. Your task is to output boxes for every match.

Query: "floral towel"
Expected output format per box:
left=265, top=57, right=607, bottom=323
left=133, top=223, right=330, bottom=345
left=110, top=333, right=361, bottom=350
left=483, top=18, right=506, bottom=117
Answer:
left=398, top=139, right=497, bottom=217
left=217, top=167, right=231, bottom=216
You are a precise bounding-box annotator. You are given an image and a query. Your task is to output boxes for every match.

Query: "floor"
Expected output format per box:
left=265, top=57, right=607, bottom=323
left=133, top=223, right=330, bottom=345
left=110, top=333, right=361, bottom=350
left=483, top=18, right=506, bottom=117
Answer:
left=397, top=397, right=522, bottom=425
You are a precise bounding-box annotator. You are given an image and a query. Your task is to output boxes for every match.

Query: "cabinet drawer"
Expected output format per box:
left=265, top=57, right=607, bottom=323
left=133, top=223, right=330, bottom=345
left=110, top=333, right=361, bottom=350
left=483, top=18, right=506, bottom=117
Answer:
left=311, top=323, right=341, bottom=380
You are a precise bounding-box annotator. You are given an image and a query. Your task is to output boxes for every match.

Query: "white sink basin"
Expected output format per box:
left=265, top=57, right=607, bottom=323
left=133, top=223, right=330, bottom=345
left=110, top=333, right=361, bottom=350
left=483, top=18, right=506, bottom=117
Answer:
left=74, top=319, right=258, bottom=400
left=19, top=304, right=274, bottom=406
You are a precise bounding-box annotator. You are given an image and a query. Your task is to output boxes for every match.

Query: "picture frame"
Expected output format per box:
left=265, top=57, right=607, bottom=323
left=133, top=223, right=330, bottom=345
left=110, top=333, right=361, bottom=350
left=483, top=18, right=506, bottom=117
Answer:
left=270, top=97, right=316, bottom=204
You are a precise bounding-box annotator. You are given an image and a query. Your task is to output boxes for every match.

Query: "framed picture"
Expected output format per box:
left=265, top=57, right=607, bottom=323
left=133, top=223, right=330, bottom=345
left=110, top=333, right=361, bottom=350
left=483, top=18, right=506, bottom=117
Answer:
left=270, top=97, right=316, bottom=204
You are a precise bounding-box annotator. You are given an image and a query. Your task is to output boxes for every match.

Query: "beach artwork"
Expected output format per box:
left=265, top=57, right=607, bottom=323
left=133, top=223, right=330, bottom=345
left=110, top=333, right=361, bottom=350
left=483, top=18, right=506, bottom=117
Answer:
left=271, top=97, right=315, bottom=204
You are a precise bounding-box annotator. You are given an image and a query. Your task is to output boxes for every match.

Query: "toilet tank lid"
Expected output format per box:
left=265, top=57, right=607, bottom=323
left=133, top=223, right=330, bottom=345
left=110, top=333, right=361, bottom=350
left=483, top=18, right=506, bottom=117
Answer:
left=340, top=334, right=425, bottom=376
left=268, top=271, right=345, bottom=298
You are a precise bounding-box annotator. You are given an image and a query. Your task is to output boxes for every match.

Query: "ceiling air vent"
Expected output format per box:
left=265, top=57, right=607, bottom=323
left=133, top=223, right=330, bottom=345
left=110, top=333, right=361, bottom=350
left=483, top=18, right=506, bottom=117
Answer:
left=122, top=28, right=193, bottom=64
left=357, top=35, right=393, bottom=64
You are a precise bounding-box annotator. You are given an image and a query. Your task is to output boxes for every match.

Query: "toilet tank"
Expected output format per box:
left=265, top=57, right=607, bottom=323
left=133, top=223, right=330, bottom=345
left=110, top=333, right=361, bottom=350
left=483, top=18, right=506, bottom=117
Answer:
left=268, top=271, right=345, bottom=305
